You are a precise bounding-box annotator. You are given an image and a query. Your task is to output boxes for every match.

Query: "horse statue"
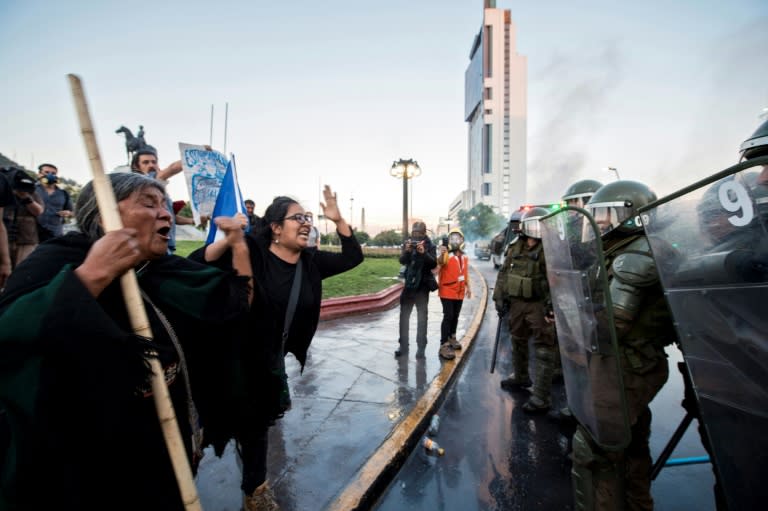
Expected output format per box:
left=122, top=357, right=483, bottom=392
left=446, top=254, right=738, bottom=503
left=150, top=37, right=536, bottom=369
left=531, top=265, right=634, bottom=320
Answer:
left=116, top=125, right=157, bottom=163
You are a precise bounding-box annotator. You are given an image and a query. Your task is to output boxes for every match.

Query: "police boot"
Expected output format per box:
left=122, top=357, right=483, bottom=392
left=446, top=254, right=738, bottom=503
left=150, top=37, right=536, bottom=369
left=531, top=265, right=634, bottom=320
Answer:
left=500, top=337, right=531, bottom=391
left=244, top=481, right=281, bottom=511
left=523, top=345, right=554, bottom=413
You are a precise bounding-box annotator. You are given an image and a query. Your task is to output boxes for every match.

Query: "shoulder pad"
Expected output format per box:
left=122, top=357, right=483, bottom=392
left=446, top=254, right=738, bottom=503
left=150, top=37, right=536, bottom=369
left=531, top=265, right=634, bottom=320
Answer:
left=611, top=249, right=659, bottom=287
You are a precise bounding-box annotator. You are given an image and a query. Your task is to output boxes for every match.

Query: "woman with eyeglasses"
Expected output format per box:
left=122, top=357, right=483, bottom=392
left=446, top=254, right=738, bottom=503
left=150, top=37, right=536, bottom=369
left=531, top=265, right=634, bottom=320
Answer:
left=192, top=184, right=363, bottom=510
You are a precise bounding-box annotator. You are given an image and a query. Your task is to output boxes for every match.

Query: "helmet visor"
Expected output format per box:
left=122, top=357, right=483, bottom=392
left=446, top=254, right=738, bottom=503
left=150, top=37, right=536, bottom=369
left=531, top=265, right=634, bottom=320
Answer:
left=522, top=218, right=542, bottom=239
left=448, top=232, right=464, bottom=247
left=587, top=201, right=635, bottom=236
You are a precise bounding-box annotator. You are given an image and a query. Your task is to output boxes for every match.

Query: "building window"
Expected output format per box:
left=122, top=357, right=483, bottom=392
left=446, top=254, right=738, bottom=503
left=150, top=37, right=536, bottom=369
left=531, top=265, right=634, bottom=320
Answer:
left=483, top=25, right=493, bottom=78
left=482, top=183, right=492, bottom=196
left=484, top=87, right=492, bottom=100
left=482, top=124, right=492, bottom=174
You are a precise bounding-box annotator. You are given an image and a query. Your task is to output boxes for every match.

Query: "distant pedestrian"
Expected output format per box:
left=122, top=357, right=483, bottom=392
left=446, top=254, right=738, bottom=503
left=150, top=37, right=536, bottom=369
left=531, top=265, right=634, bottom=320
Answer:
left=191, top=184, right=363, bottom=511
left=437, top=227, right=471, bottom=360
left=131, top=148, right=196, bottom=252
left=0, top=167, right=13, bottom=289
left=34, top=163, right=73, bottom=242
left=395, top=221, right=437, bottom=359
left=244, top=199, right=261, bottom=230
left=1, top=169, right=44, bottom=268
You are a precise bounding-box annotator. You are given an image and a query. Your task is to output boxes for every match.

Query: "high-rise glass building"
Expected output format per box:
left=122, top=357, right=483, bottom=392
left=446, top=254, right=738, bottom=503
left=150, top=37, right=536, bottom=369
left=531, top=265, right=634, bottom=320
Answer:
left=461, top=1, right=527, bottom=220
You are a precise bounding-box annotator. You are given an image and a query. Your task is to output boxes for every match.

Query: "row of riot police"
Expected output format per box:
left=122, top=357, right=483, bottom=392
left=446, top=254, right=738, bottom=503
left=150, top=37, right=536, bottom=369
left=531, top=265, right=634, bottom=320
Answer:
left=491, top=119, right=768, bottom=510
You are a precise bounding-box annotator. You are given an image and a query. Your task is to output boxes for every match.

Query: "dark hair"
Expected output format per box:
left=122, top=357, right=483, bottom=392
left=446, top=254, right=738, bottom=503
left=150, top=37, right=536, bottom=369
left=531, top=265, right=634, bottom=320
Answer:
left=253, top=195, right=299, bottom=240
left=76, top=172, right=165, bottom=242
left=130, top=149, right=159, bottom=171
left=244, top=199, right=255, bottom=207
left=38, top=163, right=58, bottom=172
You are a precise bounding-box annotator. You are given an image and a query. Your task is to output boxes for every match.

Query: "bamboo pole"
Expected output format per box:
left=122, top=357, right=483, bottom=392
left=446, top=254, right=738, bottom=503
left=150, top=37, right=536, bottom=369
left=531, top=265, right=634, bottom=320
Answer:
left=67, top=74, right=202, bottom=511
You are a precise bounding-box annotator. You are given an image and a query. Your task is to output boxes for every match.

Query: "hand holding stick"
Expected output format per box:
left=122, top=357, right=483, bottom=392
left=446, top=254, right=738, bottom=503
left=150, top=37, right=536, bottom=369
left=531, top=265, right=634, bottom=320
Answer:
left=67, top=74, right=202, bottom=511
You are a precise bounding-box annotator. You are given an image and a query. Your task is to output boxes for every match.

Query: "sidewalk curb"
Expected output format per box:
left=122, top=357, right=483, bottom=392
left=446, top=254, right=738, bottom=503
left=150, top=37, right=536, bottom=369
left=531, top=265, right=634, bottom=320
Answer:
left=327, top=266, right=489, bottom=511
left=320, top=282, right=404, bottom=321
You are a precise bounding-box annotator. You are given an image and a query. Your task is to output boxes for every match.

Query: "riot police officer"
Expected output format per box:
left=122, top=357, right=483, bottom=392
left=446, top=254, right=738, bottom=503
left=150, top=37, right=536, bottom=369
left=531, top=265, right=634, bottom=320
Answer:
left=493, top=206, right=556, bottom=413
left=570, top=180, right=675, bottom=511
left=561, top=179, right=604, bottom=209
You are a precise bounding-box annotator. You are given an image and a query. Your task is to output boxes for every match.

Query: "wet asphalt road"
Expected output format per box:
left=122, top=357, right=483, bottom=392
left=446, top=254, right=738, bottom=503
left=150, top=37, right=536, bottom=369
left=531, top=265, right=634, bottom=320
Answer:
left=371, top=258, right=716, bottom=511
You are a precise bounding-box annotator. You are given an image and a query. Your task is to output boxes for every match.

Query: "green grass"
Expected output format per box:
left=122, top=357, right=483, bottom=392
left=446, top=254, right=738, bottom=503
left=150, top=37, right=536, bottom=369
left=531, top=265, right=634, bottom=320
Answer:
left=172, top=240, right=401, bottom=299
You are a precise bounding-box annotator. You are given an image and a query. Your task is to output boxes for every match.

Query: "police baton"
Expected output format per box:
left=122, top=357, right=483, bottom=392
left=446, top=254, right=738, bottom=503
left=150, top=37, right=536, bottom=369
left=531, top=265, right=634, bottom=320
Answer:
left=490, top=309, right=505, bottom=374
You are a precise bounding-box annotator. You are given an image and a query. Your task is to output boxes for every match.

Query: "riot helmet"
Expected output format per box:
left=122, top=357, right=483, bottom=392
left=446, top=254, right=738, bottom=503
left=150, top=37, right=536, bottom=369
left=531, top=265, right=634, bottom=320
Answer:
left=562, top=179, right=604, bottom=208
left=509, top=209, right=523, bottom=233
left=520, top=207, right=550, bottom=239
left=739, top=118, right=768, bottom=161
left=586, top=180, right=657, bottom=237
left=447, top=227, right=465, bottom=252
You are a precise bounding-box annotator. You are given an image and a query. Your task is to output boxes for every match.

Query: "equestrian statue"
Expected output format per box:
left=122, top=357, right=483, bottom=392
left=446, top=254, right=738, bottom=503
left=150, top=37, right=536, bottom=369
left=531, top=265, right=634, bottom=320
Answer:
left=116, top=125, right=157, bottom=163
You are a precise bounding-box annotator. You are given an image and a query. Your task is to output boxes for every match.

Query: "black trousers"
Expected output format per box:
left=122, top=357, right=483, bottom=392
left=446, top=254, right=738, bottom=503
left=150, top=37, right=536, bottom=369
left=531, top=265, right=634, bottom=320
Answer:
left=439, top=298, right=463, bottom=343
left=238, top=426, right=269, bottom=493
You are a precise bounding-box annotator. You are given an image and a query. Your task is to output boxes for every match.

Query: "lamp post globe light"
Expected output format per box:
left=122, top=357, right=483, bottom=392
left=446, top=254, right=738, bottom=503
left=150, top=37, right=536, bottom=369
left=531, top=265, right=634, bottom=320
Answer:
left=390, top=158, right=421, bottom=242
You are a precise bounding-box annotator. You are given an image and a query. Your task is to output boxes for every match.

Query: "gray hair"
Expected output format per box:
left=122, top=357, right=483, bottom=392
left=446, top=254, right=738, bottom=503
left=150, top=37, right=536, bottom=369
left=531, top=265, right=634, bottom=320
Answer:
left=76, top=172, right=166, bottom=242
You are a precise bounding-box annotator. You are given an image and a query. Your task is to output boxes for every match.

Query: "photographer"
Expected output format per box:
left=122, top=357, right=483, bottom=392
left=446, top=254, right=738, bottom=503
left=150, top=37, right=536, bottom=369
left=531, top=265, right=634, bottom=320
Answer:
left=0, top=168, right=13, bottom=288
left=395, top=221, right=437, bottom=359
left=34, top=163, right=73, bottom=242
left=1, top=167, right=44, bottom=268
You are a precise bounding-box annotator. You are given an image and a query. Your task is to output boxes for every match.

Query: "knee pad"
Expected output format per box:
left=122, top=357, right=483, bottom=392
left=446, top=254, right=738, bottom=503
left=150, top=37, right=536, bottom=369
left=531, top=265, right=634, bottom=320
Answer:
left=534, top=345, right=555, bottom=364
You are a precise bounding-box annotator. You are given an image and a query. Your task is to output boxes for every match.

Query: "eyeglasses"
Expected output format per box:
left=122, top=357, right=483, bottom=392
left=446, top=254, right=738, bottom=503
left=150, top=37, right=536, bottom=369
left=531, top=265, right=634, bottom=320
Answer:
left=283, top=213, right=314, bottom=225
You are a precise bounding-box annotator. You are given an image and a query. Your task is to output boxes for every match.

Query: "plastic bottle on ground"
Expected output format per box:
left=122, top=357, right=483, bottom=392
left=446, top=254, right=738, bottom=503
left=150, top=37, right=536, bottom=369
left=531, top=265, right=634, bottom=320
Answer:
left=428, top=414, right=440, bottom=436
left=423, top=437, right=445, bottom=456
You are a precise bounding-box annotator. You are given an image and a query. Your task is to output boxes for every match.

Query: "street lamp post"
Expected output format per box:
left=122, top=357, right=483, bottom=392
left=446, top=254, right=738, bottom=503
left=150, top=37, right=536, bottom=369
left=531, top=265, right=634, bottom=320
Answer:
left=390, top=158, right=422, bottom=242
left=605, top=166, right=621, bottom=180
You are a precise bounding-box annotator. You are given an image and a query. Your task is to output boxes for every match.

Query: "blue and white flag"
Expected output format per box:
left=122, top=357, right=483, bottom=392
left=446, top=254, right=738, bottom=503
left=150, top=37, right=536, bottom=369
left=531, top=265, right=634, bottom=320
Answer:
left=205, top=154, right=247, bottom=245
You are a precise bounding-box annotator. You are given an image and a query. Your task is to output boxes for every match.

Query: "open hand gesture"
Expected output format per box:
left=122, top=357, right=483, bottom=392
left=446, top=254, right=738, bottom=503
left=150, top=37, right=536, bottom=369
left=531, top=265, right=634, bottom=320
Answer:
left=320, top=185, right=342, bottom=222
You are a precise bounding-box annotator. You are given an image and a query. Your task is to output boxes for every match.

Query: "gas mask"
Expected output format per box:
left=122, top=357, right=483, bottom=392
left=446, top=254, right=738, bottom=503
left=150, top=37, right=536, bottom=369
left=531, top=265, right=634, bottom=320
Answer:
left=42, top=173, right=58, bottom=185
left=448, top=232, right=464, bottom=252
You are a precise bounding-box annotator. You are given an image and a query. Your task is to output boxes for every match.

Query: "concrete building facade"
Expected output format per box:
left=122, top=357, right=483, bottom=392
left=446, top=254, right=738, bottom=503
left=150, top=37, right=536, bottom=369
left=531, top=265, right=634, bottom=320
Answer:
left=441, top=1, right=526, bottom=231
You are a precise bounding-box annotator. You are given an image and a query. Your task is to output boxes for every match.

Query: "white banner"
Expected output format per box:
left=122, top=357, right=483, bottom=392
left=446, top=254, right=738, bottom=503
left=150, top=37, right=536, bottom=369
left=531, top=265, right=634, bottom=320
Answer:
left=178, top=142, right=229, bottom=225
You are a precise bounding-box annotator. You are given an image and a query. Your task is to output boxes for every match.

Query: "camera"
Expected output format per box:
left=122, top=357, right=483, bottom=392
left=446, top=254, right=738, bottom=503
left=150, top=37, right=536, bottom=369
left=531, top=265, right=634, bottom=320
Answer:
left=441, top=236, right=449, bottom=247
left=2, top=167, right=37, bottom=194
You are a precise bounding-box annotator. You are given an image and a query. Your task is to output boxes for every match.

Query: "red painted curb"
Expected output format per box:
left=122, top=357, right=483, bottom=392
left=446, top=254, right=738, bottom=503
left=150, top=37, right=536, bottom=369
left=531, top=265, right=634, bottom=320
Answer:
left=320, top=282, right=404, bottom=321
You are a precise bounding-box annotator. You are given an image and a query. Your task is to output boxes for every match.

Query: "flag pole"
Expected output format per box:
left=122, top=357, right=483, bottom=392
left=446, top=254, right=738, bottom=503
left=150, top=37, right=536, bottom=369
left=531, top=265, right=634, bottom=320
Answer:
left=67, top=74, right=203, bottom=511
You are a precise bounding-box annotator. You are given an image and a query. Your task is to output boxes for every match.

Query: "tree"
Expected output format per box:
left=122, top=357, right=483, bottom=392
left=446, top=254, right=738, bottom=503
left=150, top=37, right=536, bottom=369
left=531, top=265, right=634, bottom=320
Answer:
left=372, top=229, right=402, bottom=247
left=456, top=203, right=506, bottom=241
left=354, top=231, right=371, bottom=245
left=321, top=232, right=340, bottom=246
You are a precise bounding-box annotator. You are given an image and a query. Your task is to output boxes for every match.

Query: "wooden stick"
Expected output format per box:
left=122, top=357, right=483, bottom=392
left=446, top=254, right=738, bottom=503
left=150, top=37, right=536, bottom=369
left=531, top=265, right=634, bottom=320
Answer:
left=67, top=74, right=202, bottom=511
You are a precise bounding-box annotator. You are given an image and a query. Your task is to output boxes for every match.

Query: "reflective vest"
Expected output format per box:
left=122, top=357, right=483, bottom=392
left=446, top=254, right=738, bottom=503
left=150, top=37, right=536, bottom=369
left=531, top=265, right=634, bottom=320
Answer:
left=439, top=252, right=469, bottom=299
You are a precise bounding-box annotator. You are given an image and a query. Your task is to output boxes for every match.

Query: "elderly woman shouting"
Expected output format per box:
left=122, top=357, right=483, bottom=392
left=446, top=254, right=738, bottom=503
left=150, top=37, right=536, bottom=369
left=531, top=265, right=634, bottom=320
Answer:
left=0, top=172, right=253, bottom=510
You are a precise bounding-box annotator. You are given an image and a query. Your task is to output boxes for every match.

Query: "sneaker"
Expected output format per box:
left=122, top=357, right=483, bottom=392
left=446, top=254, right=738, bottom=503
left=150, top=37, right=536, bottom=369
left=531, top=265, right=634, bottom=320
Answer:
left=500, top=376, right=532, bottom=391
left=522, top=396, right=551, bottom=414
left=447, top=335, right=462, bottom=350
left=244, top=482, right=281, bottom=511
left=438, top=343, right=455, bottom=360
left=394, top=347, right=408, bottom=358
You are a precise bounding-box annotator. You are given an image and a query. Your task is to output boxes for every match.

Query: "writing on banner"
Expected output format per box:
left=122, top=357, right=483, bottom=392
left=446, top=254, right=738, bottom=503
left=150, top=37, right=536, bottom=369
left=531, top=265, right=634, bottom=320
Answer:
left=178, top=142, right=229, bottom=225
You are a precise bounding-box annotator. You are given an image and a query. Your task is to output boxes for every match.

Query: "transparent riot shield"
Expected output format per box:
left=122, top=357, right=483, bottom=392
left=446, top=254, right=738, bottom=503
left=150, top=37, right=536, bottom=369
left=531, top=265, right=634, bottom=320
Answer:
left=540, top=207, right=630, bottom=449
left=639, top=155, right=768, bottom=510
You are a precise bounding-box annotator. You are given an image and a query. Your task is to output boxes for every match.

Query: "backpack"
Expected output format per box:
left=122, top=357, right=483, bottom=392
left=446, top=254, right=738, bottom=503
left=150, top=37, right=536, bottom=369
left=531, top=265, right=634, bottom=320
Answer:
left=404, top=255, right=424, bottom=291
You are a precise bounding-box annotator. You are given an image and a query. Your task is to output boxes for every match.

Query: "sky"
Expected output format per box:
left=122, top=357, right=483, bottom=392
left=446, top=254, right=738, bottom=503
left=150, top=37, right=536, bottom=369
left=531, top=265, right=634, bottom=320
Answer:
left=2, top=0, right=767, bottom=235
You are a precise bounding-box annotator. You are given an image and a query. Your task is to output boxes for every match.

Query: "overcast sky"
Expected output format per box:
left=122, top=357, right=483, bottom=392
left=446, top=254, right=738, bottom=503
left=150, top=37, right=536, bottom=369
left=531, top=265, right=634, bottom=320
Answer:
left=2, top=0, right=767, bottom=234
